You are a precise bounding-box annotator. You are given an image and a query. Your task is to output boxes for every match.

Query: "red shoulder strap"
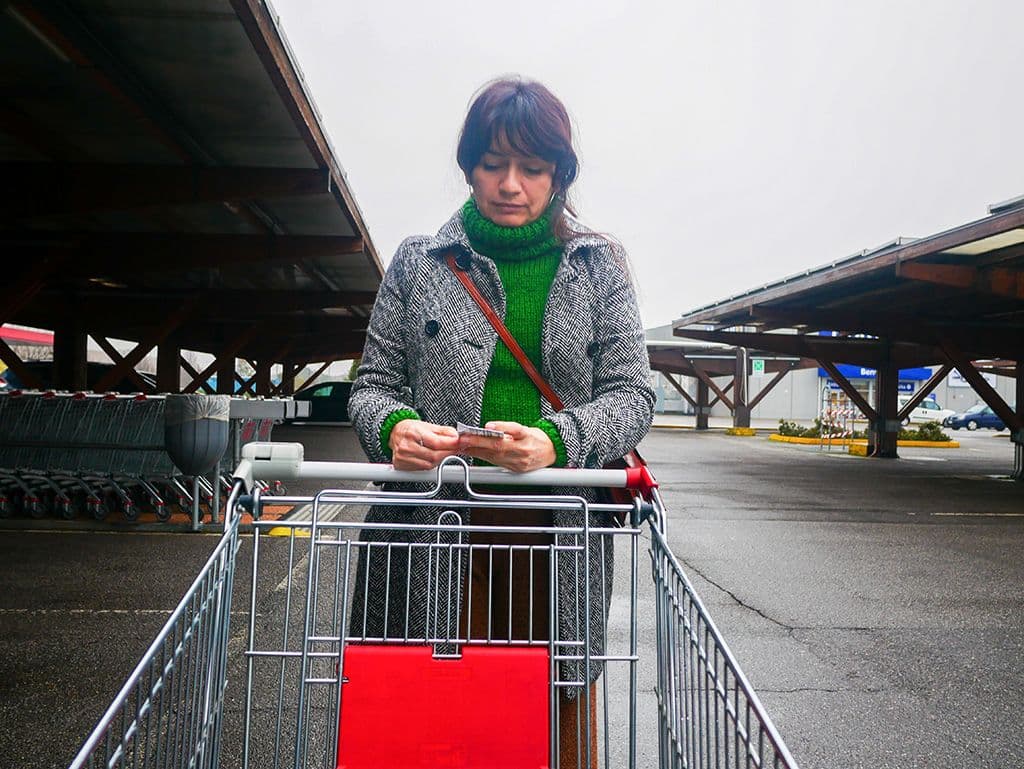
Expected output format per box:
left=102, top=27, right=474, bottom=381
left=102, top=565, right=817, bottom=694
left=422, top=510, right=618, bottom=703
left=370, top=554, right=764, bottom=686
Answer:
left=444, top=250, right=565, bottom=411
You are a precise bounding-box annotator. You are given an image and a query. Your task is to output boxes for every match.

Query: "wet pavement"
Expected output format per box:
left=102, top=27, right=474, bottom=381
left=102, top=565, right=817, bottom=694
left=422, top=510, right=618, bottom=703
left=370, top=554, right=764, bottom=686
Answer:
left=1, top=423, right=1020, bottom=768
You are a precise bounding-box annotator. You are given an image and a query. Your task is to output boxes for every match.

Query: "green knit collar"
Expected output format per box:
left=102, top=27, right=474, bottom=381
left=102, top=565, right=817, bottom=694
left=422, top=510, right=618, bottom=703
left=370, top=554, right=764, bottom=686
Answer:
left=461, top=199, right=561, bottom=262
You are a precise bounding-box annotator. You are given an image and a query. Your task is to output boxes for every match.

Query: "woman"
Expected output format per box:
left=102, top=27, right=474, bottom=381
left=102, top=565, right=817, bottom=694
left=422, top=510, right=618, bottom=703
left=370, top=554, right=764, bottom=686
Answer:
left=348, top=76, right=654, bottom=767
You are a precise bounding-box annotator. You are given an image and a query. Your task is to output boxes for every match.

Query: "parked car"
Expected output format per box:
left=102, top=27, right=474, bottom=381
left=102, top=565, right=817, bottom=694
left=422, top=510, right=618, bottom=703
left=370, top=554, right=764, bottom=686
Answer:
left=897, top=396, right=955, bottom=426
left=0, top=361, right=156, bottom=394
left=942, top=403, right=1012, bottom=431
left=289, top=380, right=353, bottom=423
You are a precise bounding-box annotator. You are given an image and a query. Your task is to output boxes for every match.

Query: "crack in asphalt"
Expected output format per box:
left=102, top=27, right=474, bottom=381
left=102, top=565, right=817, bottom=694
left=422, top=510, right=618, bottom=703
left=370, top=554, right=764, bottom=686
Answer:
left=675, top=555, right=796, bottom=632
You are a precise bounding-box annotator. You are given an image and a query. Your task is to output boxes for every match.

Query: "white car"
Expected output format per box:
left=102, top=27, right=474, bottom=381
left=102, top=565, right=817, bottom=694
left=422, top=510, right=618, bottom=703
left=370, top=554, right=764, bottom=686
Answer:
left=898, top=396, right=955, bottom=425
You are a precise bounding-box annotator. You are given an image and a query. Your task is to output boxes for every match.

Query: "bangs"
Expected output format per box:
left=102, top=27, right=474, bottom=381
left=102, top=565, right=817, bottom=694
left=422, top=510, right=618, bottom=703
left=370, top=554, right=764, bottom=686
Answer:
left=488, top=95, right=564, bottom=163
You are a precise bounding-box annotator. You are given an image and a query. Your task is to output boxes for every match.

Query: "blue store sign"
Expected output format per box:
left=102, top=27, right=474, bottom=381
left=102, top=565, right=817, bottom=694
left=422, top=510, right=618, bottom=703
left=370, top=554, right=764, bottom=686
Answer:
left=817, top=364, right=933, bottom=380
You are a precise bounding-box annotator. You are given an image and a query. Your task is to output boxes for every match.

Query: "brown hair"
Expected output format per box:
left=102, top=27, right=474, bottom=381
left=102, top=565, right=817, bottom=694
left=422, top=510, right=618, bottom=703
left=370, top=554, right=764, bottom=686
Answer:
left=457, top=77, right=580, bottom=238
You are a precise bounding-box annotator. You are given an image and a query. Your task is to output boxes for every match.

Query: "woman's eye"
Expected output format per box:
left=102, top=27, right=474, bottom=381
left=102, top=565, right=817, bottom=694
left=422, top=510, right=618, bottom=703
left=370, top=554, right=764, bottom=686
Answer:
left=482, top=163, right=501, bottom=171
left=524, top=167, right=545, bottom=176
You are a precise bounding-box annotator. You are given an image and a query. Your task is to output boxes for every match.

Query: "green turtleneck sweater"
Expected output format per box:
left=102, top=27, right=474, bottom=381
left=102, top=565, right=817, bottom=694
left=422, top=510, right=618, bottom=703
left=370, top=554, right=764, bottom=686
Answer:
left=379, top=201, right=568, bottom=466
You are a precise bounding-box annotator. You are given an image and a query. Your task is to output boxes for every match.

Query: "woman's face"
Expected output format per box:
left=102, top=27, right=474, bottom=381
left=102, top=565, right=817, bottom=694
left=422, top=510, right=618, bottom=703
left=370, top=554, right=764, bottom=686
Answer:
left=470, top=140, right=557, bottom=228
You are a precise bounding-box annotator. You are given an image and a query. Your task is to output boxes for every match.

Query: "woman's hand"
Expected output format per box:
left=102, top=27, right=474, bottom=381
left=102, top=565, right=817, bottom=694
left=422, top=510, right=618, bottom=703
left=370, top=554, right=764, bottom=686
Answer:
left=457, top=421, right=556, bottom=473
left=388, top=420, right=460, bottom=471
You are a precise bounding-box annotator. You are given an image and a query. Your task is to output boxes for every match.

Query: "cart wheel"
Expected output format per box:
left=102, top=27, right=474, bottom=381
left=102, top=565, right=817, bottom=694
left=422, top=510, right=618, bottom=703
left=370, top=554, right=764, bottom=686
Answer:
left=26, top=495, right=45, bottom=519
left=121, top=498, right=139, bottom=522
left=89, top=500, right=110, bottom=521
left=154, top=503, right=171, bottom=522
left=0, top=496, right=10, bottom=519
left=271, top=480, right=287, bottom=496
left=59, top=498, right=76, bottom=520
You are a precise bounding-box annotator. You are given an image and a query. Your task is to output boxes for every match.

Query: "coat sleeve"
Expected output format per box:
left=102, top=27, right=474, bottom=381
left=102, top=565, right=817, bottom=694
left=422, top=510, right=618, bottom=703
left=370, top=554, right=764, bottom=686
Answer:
left=347, top=238, right=425, bottom=462
left=545, top=246, right=656, bottom=468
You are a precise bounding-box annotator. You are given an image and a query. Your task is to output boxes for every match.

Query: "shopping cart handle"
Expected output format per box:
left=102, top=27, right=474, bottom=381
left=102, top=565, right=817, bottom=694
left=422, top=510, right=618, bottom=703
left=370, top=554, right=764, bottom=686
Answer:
left=625, top=465, right=659, bottom=498
left=233, top=441, right=653, bottom=494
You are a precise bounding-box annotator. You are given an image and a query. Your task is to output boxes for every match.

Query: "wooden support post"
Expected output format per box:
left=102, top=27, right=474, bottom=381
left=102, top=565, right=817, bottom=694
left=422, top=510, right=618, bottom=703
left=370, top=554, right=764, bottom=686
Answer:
left=873, top=360, right=901, bottom=459
left=157, top=344, right=181, bottom=393
left=216, top=356, right=235, bottom=395
left=53, top=319, right=88, bottom=391
left=696, top=379, right=710, bottom=430
left=1014, top=359, right=1023, bottom=481
left=255, top=361, right=272, bottom=396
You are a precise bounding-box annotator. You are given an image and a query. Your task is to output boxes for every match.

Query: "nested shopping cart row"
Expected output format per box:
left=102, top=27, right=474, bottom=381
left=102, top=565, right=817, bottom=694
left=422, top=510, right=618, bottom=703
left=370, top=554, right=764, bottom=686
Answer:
left=69, top=443, right=801, bottom=769
left=0, top=390, right=283, bottom=523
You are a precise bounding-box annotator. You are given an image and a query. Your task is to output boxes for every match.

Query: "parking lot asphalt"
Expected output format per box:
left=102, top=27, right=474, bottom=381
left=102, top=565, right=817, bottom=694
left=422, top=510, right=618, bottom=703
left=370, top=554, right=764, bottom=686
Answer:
left=1, top=424, right=1020, bottom=768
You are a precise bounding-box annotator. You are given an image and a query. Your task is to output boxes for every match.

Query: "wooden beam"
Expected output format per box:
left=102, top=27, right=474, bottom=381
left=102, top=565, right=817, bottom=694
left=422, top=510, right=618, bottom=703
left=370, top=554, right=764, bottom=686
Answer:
left=896, top=364, right=953, bottom=421
left=5, top=164, right=330, bottom=220
left=92, top=295, right=202, bottom=392
left=0, top=339, right=43, bottom=389
left=940, top=342, right=1022, bottom=432
left=709, top=381, right=735, bottom=409
left=898, top=262, right=1024, bottom=300
left=818, top=360, right=877, bottom=421
left=17, top=234, right=367, bottom=276
left=93, top=335, right=154, bottom=393
left=679, top=352, right=734, bottom=410
left=675, top=328, right=945, bottom=369
left=661, top=372, right=698, bottom=410
left=748, top=362, right=797, bottom=410
left=297, top=361, right=332, bottom=391
left=1, top=257, right=67, bottom=326
left=183, top=324, right=265, bottom=394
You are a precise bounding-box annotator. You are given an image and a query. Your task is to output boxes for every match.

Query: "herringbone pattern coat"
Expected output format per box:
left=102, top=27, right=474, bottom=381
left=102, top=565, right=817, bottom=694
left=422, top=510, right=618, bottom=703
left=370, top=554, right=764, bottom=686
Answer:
left=348, top=209, right=655, bottom=687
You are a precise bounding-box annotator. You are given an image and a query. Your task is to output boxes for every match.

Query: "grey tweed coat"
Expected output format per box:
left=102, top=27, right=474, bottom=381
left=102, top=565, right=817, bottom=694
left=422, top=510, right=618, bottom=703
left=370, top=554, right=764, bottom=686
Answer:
left=347, top=208, right=655, bottom=686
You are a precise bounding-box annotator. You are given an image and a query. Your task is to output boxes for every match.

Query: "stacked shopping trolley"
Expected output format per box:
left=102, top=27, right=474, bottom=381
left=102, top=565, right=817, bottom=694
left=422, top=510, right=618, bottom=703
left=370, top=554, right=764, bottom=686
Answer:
left=0, top=390, right=301, bottom=524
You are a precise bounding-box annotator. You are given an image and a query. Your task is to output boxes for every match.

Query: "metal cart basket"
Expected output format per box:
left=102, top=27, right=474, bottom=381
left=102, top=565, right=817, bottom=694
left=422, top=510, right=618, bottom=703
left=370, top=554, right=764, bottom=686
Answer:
left=69, top=442, right=800, bottom=769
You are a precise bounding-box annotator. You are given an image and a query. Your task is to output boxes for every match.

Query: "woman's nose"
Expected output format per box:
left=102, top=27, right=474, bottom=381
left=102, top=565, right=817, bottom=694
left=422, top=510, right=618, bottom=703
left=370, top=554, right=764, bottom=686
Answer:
left=499, top=168, right=523, bottom=194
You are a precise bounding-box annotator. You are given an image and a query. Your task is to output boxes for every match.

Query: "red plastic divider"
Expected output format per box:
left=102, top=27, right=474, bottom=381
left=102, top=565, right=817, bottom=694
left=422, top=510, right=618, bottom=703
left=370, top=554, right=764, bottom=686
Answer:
left=337, top=644, right=550, bottom=769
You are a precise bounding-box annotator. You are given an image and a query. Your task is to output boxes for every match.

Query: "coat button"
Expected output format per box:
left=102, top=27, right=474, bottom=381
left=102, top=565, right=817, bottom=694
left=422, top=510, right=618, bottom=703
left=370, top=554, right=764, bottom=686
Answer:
left=454, top=252, right=472, bottom=271
left=425, top=319, right=439, bottom=337
left=586, top=341, right=601, bottom=358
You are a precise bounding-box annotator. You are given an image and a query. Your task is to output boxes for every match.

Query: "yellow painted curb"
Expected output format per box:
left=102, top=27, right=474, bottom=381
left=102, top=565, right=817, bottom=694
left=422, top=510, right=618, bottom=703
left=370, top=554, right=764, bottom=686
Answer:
left=769, top=434, right=959, bottom=449
left=848, top=443, right=868, bottom=456
left=725, top=427, right=757, bottom=436
left=267, top=526, right=311, bottom=538
left=769, top=434, right=844, bottom=445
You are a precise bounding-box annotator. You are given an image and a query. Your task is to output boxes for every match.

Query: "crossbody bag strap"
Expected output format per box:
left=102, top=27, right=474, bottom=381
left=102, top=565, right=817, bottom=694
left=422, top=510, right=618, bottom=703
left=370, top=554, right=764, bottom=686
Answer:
left=444, top=250, right=565, bottom=411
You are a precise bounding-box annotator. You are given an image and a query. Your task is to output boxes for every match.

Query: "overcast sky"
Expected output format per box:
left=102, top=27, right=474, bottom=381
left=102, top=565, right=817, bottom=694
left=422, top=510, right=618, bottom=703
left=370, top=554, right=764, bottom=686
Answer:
left=271, top=0, right=1023, bottom=328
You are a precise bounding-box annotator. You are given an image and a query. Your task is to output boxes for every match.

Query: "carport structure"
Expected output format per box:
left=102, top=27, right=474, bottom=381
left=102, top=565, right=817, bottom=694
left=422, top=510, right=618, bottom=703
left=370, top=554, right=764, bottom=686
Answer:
left=648, top=341, right=817, bottom=429
left=2, top=0, right=382, bottom=396
left=671, top=198, right=1024, bottom=479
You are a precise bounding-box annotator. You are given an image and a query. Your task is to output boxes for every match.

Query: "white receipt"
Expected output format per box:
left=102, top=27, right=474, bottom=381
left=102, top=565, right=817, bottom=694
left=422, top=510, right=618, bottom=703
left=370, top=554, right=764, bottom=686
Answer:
left=456, top=421, right=506, bottom=439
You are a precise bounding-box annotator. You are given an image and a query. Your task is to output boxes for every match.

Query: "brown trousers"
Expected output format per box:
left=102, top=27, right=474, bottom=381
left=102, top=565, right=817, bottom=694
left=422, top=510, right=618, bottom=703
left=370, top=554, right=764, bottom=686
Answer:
left=462, top=507, right=598, bottom=769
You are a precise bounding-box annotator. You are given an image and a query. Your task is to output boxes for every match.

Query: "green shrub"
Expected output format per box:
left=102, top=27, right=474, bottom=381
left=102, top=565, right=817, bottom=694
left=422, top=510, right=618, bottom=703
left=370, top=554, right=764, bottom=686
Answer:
left=899, top=421, right=951, bottom=442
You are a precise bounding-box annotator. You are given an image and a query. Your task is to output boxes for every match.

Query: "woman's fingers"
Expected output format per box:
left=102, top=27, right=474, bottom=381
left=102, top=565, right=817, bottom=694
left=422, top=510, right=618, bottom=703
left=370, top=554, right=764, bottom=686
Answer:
left=390, top=420, right=459, bottom=470
left=461, top=424, right=556, bottom=472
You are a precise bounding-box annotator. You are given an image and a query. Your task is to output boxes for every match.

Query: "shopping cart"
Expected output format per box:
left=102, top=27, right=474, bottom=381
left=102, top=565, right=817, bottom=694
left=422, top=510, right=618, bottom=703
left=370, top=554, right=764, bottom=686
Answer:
left=69, top=442, right=801, bottom=769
